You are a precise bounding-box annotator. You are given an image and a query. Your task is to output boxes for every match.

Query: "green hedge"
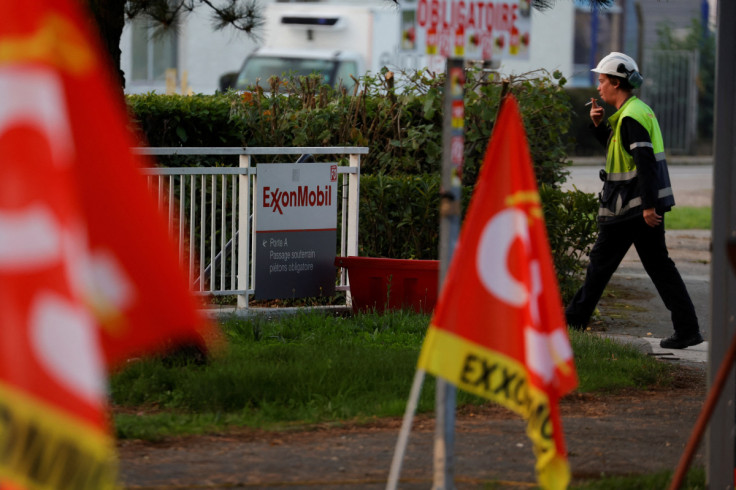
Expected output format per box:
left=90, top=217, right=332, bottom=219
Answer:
left=358, top=174, right=598, bottom=301
left=126, top=69, right=598, bottom=301
left=565, top=87, right=604, bottom=157
left=127, top=68, right=573, bottom=186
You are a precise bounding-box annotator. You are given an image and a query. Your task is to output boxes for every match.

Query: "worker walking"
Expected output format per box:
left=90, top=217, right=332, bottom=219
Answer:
left=565, top=52, right=704, bottom=350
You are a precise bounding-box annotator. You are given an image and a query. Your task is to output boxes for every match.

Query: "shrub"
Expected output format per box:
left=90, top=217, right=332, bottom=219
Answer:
left=126, top=69, right=596, bottom=297
left=565, top=86, right=605, bottom=157
left=359, top=175, right=597, bottom=302
left=539, top=184, right=598, bottom=301
left=127, top=93, right=244, bottom=167
left=359, top=173, right=441, bottom=260
left=128, top=67, right=573, bottom=184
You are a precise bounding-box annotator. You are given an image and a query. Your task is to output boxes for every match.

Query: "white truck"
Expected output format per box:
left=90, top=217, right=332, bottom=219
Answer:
left=220, top=1, right=439, bottom=92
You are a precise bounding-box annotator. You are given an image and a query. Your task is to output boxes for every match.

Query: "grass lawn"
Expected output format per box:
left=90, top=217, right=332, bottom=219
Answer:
left=571, top=467, right=705, bottom=489
left=110, top=311, right=705, bottom=489
left=666, top=206, right=711, bottom=230
left=111, top=311, right=675, bottom=440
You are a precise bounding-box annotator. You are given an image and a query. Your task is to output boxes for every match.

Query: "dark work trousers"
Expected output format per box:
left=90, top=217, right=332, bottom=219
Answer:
left=565, top=214, right=699, bottom=334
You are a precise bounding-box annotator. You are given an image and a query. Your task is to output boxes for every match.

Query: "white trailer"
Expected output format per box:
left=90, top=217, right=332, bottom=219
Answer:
left=221, top=1, right=442, bottom=91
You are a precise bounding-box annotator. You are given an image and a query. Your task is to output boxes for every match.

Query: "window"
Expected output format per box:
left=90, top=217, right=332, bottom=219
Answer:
left=572, top=0, right=622, bottom=86
left=131, top=19, right=178, bottom=82
left=236, top=56, right=353, bottom=92
left=334, top=60, right=357, bottom=92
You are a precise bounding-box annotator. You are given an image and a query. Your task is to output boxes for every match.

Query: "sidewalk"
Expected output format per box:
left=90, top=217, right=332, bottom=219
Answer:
left=599, top=333, right=708, bottom=367
left=592, top=228, right=711, bottom=368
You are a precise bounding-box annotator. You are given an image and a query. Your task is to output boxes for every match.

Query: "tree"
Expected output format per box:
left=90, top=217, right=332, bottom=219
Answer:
left=86, top=0, right=611, bottom=89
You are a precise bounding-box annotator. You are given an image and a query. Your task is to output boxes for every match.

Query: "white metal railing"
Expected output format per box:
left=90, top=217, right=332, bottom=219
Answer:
left=137, top=147, right=367, bottom=309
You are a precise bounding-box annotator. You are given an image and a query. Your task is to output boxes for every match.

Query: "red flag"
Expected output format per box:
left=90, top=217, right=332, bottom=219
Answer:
left=0, top=1, right=214, bottom=488
left=417, top=95, right=577, bottom=489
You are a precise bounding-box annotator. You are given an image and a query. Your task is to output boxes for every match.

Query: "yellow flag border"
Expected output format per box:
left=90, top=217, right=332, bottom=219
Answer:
left=418, top=325, right=570, bottom=489
left=0, top=381, right=117, bottom=490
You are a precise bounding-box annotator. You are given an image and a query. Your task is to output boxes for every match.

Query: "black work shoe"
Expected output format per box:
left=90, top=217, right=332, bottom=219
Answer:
left=660, top=332, right=704, bottom=349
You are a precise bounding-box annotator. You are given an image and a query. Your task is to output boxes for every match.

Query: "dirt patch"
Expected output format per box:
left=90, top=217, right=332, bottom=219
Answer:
left=118, top=367, right=706, bottom=489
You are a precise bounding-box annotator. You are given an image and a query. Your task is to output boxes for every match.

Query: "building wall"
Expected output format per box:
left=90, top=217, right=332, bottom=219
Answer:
left=121, top=10, right=257, bottom=95
left=120, top=1, right=579, bottom=94
left=119, top=0, right=711, bottom=94
left=497, top=1, right=575, bottom=81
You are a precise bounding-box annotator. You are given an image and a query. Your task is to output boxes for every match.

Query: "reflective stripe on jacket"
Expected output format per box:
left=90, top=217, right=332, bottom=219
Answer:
left=598, top=96, right=675, bottom=223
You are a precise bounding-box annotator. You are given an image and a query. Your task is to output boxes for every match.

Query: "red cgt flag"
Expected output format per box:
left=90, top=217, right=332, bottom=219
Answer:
left=0, top=0, right=214, bottom=488
left=418, top=95, right=578, bottom=489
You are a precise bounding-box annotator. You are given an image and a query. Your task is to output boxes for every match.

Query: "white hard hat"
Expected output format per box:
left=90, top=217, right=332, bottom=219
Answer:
left=591, top=52, right=640, bottom=76
left=591, top=52, right=642, bottom=87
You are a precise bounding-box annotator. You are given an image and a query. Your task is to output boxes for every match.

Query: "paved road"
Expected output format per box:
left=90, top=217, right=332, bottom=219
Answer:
left=562, top=164, right=713, bottom=208
left=562, top=164, right=713, bottom=365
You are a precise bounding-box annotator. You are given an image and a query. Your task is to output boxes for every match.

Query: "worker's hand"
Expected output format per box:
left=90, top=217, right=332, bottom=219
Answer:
left=590, top=98, right=604, bottom=127
left=643, top=208, right=662, bottom=228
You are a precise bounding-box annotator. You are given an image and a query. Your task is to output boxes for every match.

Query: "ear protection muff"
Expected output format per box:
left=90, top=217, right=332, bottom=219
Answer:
left=617, top=62, right=643, bottom=88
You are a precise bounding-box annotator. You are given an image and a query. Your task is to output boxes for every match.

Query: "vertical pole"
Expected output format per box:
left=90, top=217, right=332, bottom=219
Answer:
left=237, top=155, right=251, bottom=309
left=199, top=175, right=205, bottom=291
left=707, top=1, right=736, bottom=487
left=701, top=0, right=710, bottom=42
left=386, top=369, right=427, bottom=490
left=346, top=154, right=361, bottom=259
left=345, top=153, right=361, bottom=308
left=189, top=175, right=196, bottom=286
left=178, top=176, right=186, bottom=265
left=231, top=175, right=237, bottom=291
left=434, top=57, right=465, bottom=490
left=589, top=4, right=599, bottom=86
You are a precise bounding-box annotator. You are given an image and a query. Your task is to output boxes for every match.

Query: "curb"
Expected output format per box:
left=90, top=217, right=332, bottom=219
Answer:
left=569, top=155, right=713, bottom=166
left=598, top=333, right=707, bottom=367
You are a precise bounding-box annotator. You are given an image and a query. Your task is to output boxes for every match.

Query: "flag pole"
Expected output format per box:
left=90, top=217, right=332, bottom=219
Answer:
left=386, top=57, right=465, bottom=490
left=386, top=369, right=426, bottom=490
left=433, top=56, right=465, bottom=490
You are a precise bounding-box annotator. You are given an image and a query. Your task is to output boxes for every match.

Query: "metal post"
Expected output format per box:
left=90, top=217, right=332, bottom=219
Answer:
left=707, top=1, right=736, bottom=487
left=589, top=4, right=599, bottom=86
left=386, top=369, right=427, bottom=490
left=345, top=153, right=361, bottom=308
left=237, top=155, right=251, bottom=309
left=434, top=56, right=465, bottom=490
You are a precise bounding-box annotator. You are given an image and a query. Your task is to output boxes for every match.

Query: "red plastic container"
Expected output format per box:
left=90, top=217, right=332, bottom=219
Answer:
left=334, top=256, right=439, bottom=314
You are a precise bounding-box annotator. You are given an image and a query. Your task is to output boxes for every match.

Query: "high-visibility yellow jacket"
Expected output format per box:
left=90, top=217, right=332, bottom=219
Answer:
left=597, top=96, right=675, bottom=224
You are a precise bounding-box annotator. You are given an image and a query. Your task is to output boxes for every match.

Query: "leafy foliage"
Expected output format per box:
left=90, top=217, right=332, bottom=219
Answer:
left=124, top=0, right=264, bottom=36
left=565, top=86, right=606, bottom=157
left=358, top=176, right=598, bottom=301
left=127, top=68, right=595, bottom=299
left=128, top=92, right=244, bottom=166
left=359, top=173, right=442, bottom=260
left=539, top=185, right=598, bottom=301
left=129, top=67, right=573, bottom=183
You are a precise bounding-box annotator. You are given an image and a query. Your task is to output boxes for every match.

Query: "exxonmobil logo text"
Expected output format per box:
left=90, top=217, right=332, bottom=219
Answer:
left=263, top=185, right=333, bottom=215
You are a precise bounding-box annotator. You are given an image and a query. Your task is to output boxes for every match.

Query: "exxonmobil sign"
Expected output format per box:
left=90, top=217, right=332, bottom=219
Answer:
left=400, top=0, right=531, bottom=61
left=262, top=184, right=333, bottom=215
left=255, top=163, right=338, bottom=300
left=256, top=163, right=337, bottom=231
